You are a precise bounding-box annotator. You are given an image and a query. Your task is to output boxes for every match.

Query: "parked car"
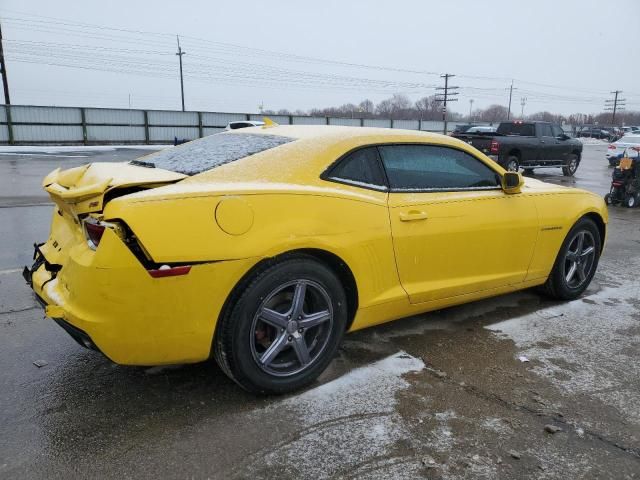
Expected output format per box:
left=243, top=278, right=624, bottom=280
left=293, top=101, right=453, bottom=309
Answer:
left=25, top=126, right=607, bottom=394
left=621, top=126, right=640, bottom=136
left=225, top=120, right=265, bottom=130
left=577, top=127, right=613, bottom=140
left=452, top=124, right=477, bottom=134
left=606, top=135, right=640, bottom=166
left=465, top=126, right=496, bottom=134
left=452, top=121, right=583, bottom=176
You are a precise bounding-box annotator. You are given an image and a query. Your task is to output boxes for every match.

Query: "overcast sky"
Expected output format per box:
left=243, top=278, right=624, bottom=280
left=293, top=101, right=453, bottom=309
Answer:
left=2, top=0, right=639, bottom=116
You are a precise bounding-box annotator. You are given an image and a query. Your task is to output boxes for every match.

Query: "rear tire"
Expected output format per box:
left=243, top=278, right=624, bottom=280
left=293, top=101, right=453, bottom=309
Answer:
left=540, top=217, right=601, bottom=300
left=604, top=193, right=613, bottom=205
left=214, top=255, right=348, bottom=394
left=562, top=154, right=579, bottom=176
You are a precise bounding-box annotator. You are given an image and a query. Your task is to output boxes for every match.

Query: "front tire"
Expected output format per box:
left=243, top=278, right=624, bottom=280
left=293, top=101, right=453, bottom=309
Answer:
left=540, top=218, right=601, bottom=300
left=562, top=154, right=579, bottom=176
left=214, top=255, right=348, bottom=394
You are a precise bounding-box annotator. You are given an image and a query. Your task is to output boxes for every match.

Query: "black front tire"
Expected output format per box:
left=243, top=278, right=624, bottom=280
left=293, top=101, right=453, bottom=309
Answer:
left=214, top=255, right=348, bottom=394
left=562, top=154, right=579, bottom=176
left=540, top=217, right=601, bottom=301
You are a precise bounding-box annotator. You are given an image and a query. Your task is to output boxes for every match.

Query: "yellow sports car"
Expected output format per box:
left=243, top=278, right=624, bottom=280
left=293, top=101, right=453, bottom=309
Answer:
left=25, top=124, right=607, bottom=393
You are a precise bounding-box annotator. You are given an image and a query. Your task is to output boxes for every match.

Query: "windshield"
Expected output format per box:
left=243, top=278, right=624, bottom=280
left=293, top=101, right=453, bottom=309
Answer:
left=136, top=133, right=295, bottom=175
left=496, top=123, right=536, bottom=136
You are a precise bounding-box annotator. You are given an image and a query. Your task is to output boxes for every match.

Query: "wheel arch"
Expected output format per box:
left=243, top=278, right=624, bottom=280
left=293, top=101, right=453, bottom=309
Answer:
left=507, top=149, right=521, bottom=159
left=581, top=212, right=606, bottom=252
left=213, top=248, right=359, bottom=352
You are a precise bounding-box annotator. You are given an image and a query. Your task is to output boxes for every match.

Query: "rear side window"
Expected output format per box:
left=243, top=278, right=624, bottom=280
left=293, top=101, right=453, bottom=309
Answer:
left=326, top=147, right=387, bottom=190
left=138, top=133, right=294, bottom=175
left=497, top=123, right=536, bottom=136
left=378, top=145, right=500, bottom=191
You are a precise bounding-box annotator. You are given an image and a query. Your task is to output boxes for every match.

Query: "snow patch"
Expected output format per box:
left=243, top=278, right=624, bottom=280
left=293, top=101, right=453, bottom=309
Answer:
left=577, top=137, right=608, bottom=145
left=235, top=352, right=425, bottom=479
left=485, top=274, right=640, bottom=422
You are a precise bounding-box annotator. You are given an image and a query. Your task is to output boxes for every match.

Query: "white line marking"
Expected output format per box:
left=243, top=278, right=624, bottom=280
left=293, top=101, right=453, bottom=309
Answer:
left=0, top=268, right=23, bottom=275
left=0, top=153, right=90, bottom=158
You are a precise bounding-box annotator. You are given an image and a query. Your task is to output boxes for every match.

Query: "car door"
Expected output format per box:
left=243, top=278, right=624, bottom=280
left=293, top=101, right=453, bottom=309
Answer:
left=380, top=144, right=539, bottom=304
left=551, top=125, right=570, bottom=163
left=539, top=124, right=556, bottom=161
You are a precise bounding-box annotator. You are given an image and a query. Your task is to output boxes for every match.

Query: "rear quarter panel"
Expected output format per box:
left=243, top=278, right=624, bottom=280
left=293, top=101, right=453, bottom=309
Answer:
left=104, top=187, right=406, bottom=310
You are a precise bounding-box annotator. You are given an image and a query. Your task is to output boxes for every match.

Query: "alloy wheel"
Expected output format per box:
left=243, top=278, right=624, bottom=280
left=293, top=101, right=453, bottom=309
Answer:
left=562, top=230, right=596, bottom=289
left=250, top=279, right=334, bottom=377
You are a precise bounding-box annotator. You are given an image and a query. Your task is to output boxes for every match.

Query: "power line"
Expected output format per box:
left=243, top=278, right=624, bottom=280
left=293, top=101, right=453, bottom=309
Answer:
left=0, top=10, right=620, bottom=100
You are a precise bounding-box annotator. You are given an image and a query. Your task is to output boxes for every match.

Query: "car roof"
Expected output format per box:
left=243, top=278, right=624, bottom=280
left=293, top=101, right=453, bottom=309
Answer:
left=225, top=124, right=447, bottom=142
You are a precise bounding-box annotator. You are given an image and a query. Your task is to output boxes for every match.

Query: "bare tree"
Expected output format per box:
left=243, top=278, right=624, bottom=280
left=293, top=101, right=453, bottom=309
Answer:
left=479, top=104, right=509, bottom=123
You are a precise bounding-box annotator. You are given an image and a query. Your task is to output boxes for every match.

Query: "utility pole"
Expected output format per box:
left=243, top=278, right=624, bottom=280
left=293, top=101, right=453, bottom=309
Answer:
left=176, top=35, right=186, bottom=111
left=520, top=97, right=527, bottom=118
left=435, top=73, right=458, bottom=134
left=507, top=80, right=514, bottom=120
left=604, top=90, right=625, bottom=125
left=0, top=22, right=10, bottom=104
left=469, top=99, right=474, bottom=121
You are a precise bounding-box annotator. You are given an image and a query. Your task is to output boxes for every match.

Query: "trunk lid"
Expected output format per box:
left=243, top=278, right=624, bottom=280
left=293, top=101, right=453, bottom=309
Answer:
left=43, top=161, right=186, bottom=215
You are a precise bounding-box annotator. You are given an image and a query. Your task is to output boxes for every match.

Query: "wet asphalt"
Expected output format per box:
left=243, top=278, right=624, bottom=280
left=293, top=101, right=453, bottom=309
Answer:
left=0, top=144, right=639, bottom=479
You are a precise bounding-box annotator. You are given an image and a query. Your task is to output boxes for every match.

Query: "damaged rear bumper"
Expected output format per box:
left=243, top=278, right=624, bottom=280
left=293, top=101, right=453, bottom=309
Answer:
left=24, top=230, right=259, bottom=366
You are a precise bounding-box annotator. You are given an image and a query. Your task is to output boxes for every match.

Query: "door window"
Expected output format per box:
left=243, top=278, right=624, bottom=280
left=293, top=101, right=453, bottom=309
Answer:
left=552, top=125, right=564, bottom=137
left=540, top=124, right=554, bottom=137
left=378, top=145, right=500, bottom=191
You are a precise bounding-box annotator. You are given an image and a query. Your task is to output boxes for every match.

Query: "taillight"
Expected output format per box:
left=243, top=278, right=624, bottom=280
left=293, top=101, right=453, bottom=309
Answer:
left=84, top=221, right=106, bottom=249
left=147, top=265, right=192, bottom=278
left=490, top=139, right=500, bottom=154
left=83, top=218, right=121, bottom=250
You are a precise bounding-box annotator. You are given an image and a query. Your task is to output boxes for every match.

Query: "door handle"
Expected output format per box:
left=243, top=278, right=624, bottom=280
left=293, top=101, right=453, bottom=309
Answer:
left=399, top=210, right=428, bottom=221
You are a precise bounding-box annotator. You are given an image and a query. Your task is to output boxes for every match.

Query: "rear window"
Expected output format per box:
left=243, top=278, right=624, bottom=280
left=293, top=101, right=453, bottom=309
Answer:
left=496, top=123, right=536, bottom=136
left=137, top=133, right=295, bottom=175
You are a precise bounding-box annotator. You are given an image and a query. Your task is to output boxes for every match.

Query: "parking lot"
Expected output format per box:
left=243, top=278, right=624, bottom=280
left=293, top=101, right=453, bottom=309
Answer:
left=1, top=143, right=639, bottom=479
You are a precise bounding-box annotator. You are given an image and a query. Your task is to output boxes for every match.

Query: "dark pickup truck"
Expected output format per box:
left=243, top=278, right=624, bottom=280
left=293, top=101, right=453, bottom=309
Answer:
left=452, top=121, right=583, bottom=176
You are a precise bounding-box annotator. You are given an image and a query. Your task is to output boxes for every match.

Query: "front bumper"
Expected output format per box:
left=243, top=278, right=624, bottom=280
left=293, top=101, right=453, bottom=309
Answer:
left=25, top=229, right=258, bottom=365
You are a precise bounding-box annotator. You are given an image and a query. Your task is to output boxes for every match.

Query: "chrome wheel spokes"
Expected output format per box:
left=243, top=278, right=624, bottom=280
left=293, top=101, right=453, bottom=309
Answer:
left=251, top=279, right=333, bottom=377
left=563, top=230, right=596, bottom=288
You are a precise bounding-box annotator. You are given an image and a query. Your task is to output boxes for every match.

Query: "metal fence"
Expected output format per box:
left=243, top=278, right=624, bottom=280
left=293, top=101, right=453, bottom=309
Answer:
left=0, top=104, right=490, bottom=145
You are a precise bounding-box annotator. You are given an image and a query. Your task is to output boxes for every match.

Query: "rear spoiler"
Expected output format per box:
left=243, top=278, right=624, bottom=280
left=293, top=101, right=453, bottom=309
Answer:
left=42, top=166, right=112, bottom=204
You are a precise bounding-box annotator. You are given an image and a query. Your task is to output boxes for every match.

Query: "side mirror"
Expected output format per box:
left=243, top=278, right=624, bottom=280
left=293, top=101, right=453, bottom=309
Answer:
left=557, top=134, right=569, bottom=140
left=502, top=171, right=524, bottom=194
